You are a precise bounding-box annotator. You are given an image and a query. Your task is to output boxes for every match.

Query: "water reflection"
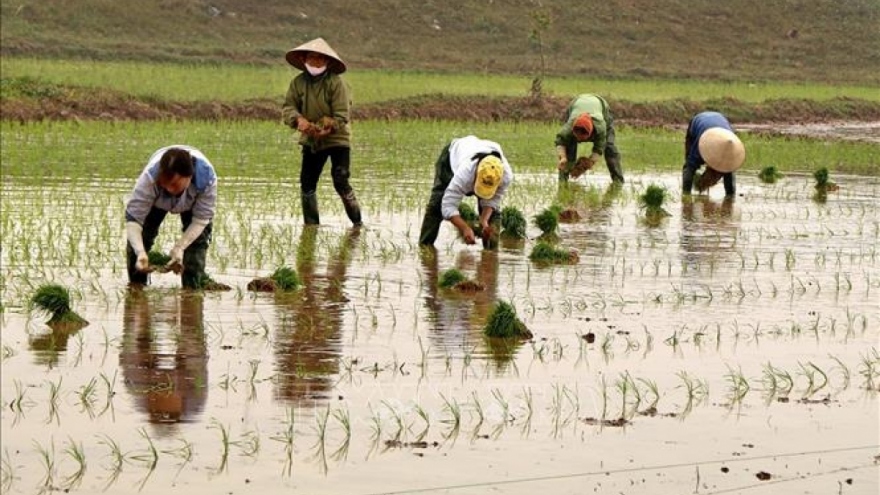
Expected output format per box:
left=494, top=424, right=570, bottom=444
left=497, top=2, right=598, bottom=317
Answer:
left=420, top=246, right=521, bottom=367
left=679, top=196, right=739, bottom=276
left=120, top=290, right=208, bottom=428
left=28, top=325, right=84, bottom=369
left=272, top=227, right=360, bottom=405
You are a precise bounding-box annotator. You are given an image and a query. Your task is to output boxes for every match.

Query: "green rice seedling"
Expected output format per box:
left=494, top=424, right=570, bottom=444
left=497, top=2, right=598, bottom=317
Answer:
left=330, top=406, right=352, bottom=461
left=533, top=205, right=561, bottom=235
left=438, top=268, right=467, bottom=289
left=34, top=439, right=56, bottom=491
left=439, top=393, right=462, bottom=443
left=798, top=362, right=828, bottom=397
left=209, top=420, right=231, bottom=474
left=813, top=166, right=838, bottom=191
left=637, top=378, right=660, bottom=414
left=758, top=165, right=784, bottom=184
left=500, top=206, right=527, bottom=239
left=232, top=429, right=261, bottom=458
left=828, top=354, right=851, bottom=390
left=270, top=407, right=296, bottom=477
left=857, top=348, right=879, bottom=391
left=529, top=241, right=578, bottom=265
left=382, top=401, right=405, bottom=443
left=61, top=437, right=87, bottom=490
left=97, top=434, right=125, bottom=489
left=413, top=404, right=430, bottom=442
left=30, top=284, right=88, bottom=327
left=483, top=300, right=532, bottom=339
left=725, top=366, right=751, bottom=405
left=271, top=266, right=301, bottom=291
left=147, top=250, right=171, bottom=267
left=76, top=377, right=99, bottom=418
left=1, top=448, right=13, bottom=493
left=161, top=438, right=194, bottom=480
left=47, top=377, right=63, bottom=424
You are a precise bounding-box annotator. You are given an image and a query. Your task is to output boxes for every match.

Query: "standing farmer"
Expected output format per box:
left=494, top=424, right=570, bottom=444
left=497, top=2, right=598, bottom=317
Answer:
left=282, top=37, right=362, bottom=227
left=125, top=145, right=222, bottom=289
left=555, top=93, right=624, bottom=183
left=682, top=111, right=745, bottom=196
left=419, top=135, right=514, bottom=249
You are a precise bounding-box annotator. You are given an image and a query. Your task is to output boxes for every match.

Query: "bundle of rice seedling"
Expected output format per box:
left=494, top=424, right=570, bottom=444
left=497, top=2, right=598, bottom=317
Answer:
left=458, top=202, right=479, bottom=224
left=30, top=284, right=88, bottom=326
left=758, top=165, right=784, bottom=184
left=438, top=268, right=467, bottom=289
left=148, top=250, right=172, bottom=266
left=500, top=206, right=527, bottom=239
left=529, top=241, right=578, bottom=264
left=813, top=167, right=839, bottom=191
left=638, top=184, right=669, bottom=213
left=533, top=205, right=562, bottom=235
left=247, top=266, right=301, bottom=292
left=696, top=168, right=724, bottom=192
left=483, top=301, right=532, bottom=339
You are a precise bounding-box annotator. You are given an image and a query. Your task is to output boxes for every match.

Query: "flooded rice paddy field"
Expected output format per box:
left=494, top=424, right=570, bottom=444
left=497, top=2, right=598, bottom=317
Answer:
left=2, top=156, right=879, bottom=494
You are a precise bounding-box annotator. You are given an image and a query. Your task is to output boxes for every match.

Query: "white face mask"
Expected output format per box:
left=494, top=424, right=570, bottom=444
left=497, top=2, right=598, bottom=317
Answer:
left=305, top=63, right=327, bottom=76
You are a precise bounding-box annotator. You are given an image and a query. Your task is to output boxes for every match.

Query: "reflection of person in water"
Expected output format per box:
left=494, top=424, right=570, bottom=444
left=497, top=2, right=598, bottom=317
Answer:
left=273, top=227, right=360, bottom=405
left=679, top=196, right=739, bottom=275
left=120, top=290, right=208, bottom=426
left=420, top=246, right=519, bottom=366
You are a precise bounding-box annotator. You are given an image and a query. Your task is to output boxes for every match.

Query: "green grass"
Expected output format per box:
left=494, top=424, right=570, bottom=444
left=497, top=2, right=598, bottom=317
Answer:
left=4, top=58, right=879, bottom=104
left=1, top=121, right=877, bottom=184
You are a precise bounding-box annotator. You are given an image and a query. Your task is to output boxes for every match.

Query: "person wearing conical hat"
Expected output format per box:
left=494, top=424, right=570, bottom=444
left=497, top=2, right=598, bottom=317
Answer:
left=282, top=37, right=362, bottom=227
left=555, top=94, right=625, bottom=184
left=419, top=135, right=514, bottom=250
left=682, top=111, right=746, bottom=197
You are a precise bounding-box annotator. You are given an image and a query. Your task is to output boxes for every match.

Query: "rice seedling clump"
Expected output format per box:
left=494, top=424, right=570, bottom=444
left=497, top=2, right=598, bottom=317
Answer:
left=533, top=205, right=562, bottom=235
left=639, top=184, right=668, bottom=212
left=529, top=241, right=578, bottom=264
left=30, top=284, right=88, bottom=326
left=483, top=300, right=532, bottom=339
left=438, top=268, right=467, bottom=289
left=813, top=167, right=839, bottom=191
left=758, top=165, right=784, bottom=184
left=500, top=206, right=527, bottom=239
left=148, top=250, right=172, bottom=266
left=271, top=266, right=301, bottom=291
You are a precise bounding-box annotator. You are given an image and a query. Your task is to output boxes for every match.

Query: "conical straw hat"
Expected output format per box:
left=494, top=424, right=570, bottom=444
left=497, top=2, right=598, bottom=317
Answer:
left=698, top=127, right=745, bottom=173
left=285, top=37, right=347, bottom=74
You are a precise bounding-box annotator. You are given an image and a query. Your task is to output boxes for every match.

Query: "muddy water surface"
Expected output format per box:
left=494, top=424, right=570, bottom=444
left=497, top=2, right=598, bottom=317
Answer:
left=1, top=169, right=878, bottom=495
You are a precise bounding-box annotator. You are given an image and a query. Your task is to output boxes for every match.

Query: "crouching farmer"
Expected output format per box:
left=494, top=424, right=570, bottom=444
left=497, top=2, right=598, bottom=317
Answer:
left=125, top=145, right=224, bottom=290
left=419, top=135, right=513, bottom=250
left=682, top=111, right=745, bottom=196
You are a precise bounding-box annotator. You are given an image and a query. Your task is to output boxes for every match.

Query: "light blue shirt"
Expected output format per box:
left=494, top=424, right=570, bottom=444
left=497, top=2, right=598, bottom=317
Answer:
left=125, top=145, right=217, bottom=224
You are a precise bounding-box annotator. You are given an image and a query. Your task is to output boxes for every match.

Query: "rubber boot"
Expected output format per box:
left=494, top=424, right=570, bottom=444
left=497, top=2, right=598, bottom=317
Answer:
left=182, top=245, right=208, bottom=289
left=606, top=156, right=625, bottom=184
left=682, top=165, right=695, bottom=195
left=302, top=191, right=320, bottom=225
left=340, top=190, right=362, bottom=226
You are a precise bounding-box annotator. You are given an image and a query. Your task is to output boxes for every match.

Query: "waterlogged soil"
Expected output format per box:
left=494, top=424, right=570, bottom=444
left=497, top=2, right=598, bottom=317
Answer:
left=1, top=168, right=879, bottom=494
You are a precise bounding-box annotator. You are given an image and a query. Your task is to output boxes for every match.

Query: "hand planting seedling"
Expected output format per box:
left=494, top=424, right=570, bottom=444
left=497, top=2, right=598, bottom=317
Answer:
left=30, top=284, right=88, bottom=328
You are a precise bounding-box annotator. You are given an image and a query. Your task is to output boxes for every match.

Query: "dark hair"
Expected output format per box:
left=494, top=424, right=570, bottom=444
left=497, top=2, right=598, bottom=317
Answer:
left=159, top=148, right=194, bottom=180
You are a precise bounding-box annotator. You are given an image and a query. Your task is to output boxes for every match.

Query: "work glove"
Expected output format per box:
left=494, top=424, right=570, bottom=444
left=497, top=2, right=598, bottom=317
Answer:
left=126, top=221, right=151, bottom=273
left=556, top=145, right=568, bottom=171
left=166, top=218, right=209, bottom=273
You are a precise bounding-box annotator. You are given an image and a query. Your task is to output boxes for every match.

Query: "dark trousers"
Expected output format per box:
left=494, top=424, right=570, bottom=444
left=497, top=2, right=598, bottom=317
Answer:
left=419, top=144, right=499, bottom=248
left=300, top=145, right=360, bottom=225
left=559, top=115, right=624, bottom=183
left=126, top=208, right=212, bottom=289
left=682, top=164, right=736, bottom=196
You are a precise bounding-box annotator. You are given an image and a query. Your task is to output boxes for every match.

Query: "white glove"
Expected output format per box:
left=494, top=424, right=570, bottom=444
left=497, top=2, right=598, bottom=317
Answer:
left=167, top=218, right=209, bottom=269
left=556, top=145, right=568, bottom=171
left=136, top=252, right=150, bottom=272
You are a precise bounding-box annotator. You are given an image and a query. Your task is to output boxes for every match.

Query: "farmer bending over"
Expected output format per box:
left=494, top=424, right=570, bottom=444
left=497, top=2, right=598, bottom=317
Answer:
left=682, top=111, right=745, bottom=197
left=419, top=135, right=513, bottom=250
left=555, top=93, right=624, bottom=183
left=125, top=145, right=222, bottom=289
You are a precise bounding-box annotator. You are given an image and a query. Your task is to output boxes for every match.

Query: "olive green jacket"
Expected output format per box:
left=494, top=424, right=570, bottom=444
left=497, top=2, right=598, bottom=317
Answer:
left=282, top=72, right=351, bottom=151
left=555, top=94, right=610, bottom=155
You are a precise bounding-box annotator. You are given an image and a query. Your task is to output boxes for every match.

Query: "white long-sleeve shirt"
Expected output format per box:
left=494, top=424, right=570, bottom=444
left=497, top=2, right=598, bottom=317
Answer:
left=441, top=136, right=513, bottom=220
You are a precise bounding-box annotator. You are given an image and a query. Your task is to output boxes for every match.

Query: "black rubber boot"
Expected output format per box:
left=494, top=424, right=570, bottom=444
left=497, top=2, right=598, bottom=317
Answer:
left=682, top=165, right=695, bottom=195
left=340, top=190, right=362, bottom=226
left=302, top=191, right=320, bottom=225
left=182, top=245, right=208, bottom=289
left=606, top=156, right=625, bottom=184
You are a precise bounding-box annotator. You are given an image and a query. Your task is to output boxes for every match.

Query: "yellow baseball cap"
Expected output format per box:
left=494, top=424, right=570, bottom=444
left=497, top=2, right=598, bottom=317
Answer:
left=474, top=155, right=503, bottom=199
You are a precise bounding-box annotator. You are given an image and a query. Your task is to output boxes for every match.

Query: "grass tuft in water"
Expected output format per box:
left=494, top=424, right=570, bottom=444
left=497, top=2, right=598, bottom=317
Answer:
left=484, top=301, right=532, bottom=339
left=529, top=241, right=578, bottom=265
left=533, top=205, right=562, bottom=235
left=438, top=268, right=467, bottom=289
left=271, top=267, right=301, bottom=291
left=758, top=165, right=784, bottom=184
left=500, top=206, right=527, bottom=239
left=30, top=284, right=88, bottom=326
